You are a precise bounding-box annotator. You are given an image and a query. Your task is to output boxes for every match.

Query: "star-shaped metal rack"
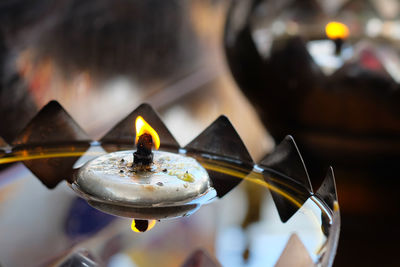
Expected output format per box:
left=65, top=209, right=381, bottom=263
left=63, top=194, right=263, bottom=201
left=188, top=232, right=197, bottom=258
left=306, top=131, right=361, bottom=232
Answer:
left=0, top=100, right=340, bottom=267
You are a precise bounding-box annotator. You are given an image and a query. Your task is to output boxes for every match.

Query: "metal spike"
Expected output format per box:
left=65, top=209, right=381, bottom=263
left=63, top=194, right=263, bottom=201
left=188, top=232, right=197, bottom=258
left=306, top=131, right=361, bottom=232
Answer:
left=12, top=100, right=91, bottom=188
left=100, top=103, right=179, bottom=151
left=274, top=233, right=313, bottom=267
left=12, top=100, right=90, bottom=145
left=260, top=135, right=312, bottom=192
left=181, top=249, right=221, bottom=267
left=185, top=116, right=253, bottom=198
left=265, top=179, right=304, bottom=223
left=316, top=167, right=338, bottom=211
left=259, top=135, right=312, bottom=222
left=185, top=115, right=253, bottom=163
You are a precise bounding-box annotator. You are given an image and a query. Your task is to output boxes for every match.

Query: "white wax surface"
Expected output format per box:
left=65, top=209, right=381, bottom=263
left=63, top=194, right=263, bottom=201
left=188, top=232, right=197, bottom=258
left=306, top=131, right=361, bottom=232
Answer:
left=75, top=150, right=210, bottom=206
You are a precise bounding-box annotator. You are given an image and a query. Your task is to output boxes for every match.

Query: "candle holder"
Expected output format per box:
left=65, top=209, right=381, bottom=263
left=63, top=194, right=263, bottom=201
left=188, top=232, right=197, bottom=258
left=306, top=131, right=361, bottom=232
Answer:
left=0, top=100, right=340, bottom=266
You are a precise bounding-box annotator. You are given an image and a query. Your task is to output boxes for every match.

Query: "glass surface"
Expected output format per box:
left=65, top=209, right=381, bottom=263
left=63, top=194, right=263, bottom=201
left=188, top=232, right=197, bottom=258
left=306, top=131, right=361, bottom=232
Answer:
left=0, top=143, right=333, bottom=266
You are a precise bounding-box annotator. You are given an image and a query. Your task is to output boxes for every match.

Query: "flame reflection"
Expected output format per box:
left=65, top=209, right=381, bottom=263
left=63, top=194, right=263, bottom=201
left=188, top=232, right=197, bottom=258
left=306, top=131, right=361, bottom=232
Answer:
left=131, top=219, right=157, bottom=233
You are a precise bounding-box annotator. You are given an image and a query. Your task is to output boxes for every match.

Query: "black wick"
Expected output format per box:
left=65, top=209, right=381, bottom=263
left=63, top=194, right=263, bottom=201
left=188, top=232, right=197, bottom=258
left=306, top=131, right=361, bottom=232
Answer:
left=134, top=133, right=153, bottom=165
left=334, top=38, right=343, bottom=55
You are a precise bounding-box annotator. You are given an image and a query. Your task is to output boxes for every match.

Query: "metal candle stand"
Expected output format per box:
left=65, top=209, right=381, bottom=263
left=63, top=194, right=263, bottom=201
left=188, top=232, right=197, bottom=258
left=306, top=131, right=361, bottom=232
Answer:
left=0, top=100, right=341, bottom=267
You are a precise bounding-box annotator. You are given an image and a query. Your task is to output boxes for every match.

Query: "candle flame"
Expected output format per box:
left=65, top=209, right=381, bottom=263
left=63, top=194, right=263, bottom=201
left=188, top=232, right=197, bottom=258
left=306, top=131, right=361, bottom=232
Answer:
left=135, top=116, right=160, bottom=150
left=325, top=21, right=349, bottom=40
left=131, top=219, right=156, bottom=233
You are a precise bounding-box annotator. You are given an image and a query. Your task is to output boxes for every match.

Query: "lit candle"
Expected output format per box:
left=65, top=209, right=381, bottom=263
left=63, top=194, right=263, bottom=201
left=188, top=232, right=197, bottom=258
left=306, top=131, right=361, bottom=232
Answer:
left=325, top=21, right=350, bottom=55
left=73, top=116, right=212, bottom=225
left=133, top=116, right=159, bottom=166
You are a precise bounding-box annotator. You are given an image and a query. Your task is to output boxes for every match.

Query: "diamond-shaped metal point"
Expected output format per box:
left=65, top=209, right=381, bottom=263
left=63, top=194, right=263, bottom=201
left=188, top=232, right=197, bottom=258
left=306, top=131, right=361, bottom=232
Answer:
left=265, top=174, right=312, bottom=222
left=316, top=167, right=338, bottom=211
left=259, top=135, right=312, bottom=222
left=185, top=115, right=253, bottom=198
left=12, top=100, right=91, bottom=188
left=260, top=135, right=312, bottom=192
left=181, top=249, right=221, bottom=267
left=100, top=103, right=180, bottom=151
left=185, top=115, right=253, bottom=163
left=12, top=100, right=90, bottom=145
left=275, top=233, right=313, bottom=267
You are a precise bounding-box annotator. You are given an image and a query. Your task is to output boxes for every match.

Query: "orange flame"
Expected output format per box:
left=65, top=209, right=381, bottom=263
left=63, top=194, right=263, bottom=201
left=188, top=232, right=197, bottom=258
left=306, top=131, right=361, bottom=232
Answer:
left=135, top=116, right=160, bottom=150
left=325, top=21, right=349, bottom=40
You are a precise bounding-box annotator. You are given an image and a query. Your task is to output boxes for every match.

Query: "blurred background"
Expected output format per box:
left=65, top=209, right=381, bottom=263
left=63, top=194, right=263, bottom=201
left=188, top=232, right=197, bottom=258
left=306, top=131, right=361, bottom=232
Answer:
left=0, top=0, right=399, bottom=266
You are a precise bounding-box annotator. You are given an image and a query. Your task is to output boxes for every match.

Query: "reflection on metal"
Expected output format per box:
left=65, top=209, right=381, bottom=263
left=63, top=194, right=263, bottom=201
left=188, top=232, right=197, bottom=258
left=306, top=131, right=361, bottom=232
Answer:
left=131, top=219, right=156, bottom=233
left=185, top=115, right=253, bottom=197
left=274, top=233, right=314, bottom=267
left=181, top=249, right=221, bottom=267
left=259, top=135, right=313, bottom=222
left=316, top=167, right=338, bottom=211
left=11, top=101, right=90, bottom=188
left=100, top=103, right=180, bottom=151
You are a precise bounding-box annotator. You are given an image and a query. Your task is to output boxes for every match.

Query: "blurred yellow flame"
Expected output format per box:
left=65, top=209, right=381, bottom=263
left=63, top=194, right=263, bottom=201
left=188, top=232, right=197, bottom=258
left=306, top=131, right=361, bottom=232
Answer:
left=135, top=116, right=160, bottom=150
left=325, top=21, right=349, bottom=40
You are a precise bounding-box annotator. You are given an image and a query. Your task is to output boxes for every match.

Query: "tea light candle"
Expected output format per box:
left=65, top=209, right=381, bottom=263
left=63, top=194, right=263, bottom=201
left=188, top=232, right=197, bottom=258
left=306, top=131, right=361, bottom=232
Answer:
left=73, top=116, right=211, bottom=212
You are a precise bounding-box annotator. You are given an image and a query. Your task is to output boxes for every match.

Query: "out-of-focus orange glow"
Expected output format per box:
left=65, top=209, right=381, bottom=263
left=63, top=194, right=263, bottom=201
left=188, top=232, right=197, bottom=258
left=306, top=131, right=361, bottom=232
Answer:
left=135, top=116, right=160, bottom=150
left=16, top=50, right=54, bottom=104
left=325, top=21, right=349, bottom=40
left=131, top=219, right=156, bottom=233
